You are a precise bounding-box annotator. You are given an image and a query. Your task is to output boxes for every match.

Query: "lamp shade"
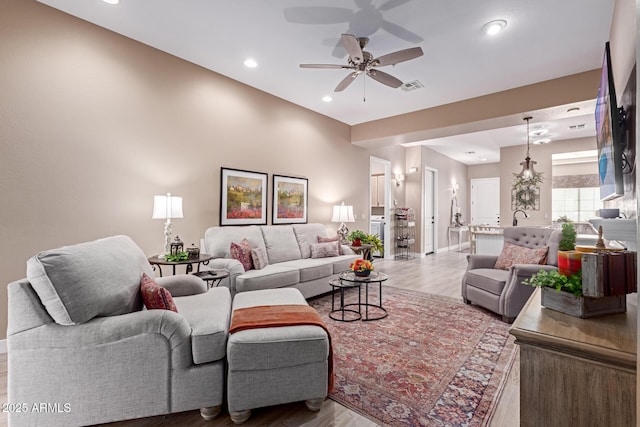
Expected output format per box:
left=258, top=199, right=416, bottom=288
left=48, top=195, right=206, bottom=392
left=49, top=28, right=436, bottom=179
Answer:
left=331, top=204, right=355, bottom=223
left=152, top=193, right=183, bottom=219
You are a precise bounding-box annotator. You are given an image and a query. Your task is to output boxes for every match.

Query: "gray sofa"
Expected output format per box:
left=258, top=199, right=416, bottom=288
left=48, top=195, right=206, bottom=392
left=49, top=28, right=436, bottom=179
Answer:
left=7, top=235, right=231, bottom=426
left=201, top=223, right=359, bottom=298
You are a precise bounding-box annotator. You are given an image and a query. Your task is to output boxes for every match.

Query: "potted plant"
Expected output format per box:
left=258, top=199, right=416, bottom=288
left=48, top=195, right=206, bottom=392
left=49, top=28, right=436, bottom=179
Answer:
left=524, top=269, right=626, bottom=318
left=557, top=222, right=581, bottom=277
left=347, top=230, right=368, bottom=246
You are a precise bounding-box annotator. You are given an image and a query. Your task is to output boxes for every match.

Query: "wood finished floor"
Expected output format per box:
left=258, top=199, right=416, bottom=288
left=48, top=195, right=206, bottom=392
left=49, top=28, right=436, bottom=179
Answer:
left=0, top=248, right=520, bottom=427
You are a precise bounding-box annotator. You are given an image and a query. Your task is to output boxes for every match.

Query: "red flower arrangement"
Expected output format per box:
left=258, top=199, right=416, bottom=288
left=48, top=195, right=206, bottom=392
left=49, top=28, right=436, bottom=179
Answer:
left=350, top=259, right=374, bottom=276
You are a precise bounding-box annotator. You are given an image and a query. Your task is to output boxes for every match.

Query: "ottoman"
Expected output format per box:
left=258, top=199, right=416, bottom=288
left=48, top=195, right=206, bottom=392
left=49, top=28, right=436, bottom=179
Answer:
left=227, top=288, right=331, bottom=424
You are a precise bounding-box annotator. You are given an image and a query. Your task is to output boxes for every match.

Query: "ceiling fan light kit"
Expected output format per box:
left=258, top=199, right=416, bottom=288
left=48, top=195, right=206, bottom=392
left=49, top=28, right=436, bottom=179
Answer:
left=300, top=33, right=423, bottom=94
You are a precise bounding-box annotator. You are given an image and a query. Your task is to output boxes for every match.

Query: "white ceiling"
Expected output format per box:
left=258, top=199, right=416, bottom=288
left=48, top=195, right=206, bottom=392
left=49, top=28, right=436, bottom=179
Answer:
left=36, top=0, right=614, bottom=164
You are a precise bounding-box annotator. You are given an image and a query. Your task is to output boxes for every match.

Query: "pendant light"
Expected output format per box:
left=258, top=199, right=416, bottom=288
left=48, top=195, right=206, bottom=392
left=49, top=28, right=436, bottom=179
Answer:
left=517, top=116, right=538, bottom=180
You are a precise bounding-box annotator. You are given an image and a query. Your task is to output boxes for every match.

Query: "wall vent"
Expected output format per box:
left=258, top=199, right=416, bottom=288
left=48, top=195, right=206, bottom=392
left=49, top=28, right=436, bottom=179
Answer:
left=401, top=80, right=424, bottom=92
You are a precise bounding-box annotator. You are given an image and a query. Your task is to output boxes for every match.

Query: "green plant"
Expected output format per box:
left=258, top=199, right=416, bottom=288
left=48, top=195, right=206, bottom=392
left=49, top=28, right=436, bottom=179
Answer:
left=165, top=251, right=189, bottom=262
left=347, top=230, right=368, bottom=242
left=347, top=230, right=384, bottom=254
left=559, top=222, right=577, bottom=251
left=523, top=269, right=582, bottom=297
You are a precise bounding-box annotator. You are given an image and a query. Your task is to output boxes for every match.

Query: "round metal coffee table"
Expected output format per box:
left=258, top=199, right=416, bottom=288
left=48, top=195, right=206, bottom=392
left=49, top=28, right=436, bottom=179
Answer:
left=333, top=271, right=389, bottom=321
left=328, top=278, right=362, bottom=321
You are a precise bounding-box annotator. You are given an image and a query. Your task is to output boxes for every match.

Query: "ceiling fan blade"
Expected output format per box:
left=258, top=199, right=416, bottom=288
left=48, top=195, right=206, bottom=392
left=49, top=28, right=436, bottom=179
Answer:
left=341, top=34, right=364, bottom=63
left=374, top=47, right=424, bottom=67
left=334, top=72, right=359, bottom=92
left=367, top=69, right=403, bottom=89
left=378, top=0, right=412, bottom=11
left=300, top=64, right=353, bottom=69
left=380, top=20, right=424, bottom=43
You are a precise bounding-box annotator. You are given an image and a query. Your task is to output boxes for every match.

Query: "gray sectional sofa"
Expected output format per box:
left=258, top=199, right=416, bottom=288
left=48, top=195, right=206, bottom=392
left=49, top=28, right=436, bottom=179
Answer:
left=201, top=223, right=360, bottom=298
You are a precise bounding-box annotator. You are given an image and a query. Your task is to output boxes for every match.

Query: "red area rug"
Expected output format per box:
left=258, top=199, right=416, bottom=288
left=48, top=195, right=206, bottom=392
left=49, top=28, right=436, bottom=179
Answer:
left=309, top=286, right=516, bottom=426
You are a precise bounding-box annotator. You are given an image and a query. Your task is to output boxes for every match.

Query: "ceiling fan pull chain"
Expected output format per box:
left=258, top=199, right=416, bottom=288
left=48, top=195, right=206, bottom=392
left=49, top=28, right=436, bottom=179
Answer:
left=363, top=74, right=366, bottom=102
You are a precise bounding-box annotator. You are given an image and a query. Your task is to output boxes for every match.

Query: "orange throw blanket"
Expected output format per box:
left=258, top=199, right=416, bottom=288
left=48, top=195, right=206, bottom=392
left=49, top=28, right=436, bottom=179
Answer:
left=229, top=304, right=334, bottom=393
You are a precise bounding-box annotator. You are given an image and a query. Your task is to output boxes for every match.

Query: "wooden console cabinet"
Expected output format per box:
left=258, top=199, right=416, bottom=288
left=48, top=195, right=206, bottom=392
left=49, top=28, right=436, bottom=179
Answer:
left=510, top=289, right=637, bottom=427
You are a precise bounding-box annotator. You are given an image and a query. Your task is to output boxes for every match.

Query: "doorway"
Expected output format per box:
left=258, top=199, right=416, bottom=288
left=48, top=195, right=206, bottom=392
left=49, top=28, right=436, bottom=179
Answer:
left=423, top=167, right=437, bottom=254
left=470, top=177, right=500, bottom=226
left=369, top=157, right=391, bottom=259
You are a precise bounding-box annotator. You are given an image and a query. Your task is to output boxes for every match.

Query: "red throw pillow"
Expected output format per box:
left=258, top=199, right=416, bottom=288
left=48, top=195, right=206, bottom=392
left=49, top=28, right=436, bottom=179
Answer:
left=494, top=243, right=549, bottom=270
left=140, top=273, right=178, bottom=312
left=230, top=238, right=254, bottom=271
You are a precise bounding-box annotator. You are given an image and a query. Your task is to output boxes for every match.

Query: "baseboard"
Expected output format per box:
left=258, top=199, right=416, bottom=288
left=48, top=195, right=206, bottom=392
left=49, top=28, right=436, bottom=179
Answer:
left=0, top=339, right=6, bottom=354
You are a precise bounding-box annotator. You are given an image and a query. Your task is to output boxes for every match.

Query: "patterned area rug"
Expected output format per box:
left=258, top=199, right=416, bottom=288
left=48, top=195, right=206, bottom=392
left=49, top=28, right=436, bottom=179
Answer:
left=309, top=286, right=516, bottom=427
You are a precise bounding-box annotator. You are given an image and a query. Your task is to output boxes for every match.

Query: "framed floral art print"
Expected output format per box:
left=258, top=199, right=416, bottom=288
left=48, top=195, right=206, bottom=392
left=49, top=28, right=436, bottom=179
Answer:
left=220, top=168, right=268, bottom=226
left=272, top=175, right=308, bottom=224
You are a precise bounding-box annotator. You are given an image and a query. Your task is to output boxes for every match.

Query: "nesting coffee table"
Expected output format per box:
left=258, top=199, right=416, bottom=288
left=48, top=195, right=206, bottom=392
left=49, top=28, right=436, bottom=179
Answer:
left=329, top=271, right=388, bottom=322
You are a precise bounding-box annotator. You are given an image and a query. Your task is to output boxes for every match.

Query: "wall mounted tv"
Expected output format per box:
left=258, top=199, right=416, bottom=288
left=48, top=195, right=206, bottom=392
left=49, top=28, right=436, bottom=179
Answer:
left=595, top=41, right=625, bottom=201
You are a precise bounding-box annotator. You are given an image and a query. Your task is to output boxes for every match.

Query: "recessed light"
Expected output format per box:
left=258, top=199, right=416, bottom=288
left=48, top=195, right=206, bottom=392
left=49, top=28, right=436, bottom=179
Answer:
left=482, top=20, right=507, bottom=36
left=530, top=128, right=548, bottom=137
left=322, top=95, right=333, bottom=103
left=103, top=0, right=119, bottom=4
left=243, top=58, right=258, bottom=68
left=533, top=138, right=551, bottom=145
left=480, top=158, right=488, bottom=162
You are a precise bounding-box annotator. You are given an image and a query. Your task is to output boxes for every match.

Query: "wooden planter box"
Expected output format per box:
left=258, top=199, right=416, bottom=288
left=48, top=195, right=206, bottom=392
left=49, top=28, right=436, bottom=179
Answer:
left=541, top=286, right=626, bottom=318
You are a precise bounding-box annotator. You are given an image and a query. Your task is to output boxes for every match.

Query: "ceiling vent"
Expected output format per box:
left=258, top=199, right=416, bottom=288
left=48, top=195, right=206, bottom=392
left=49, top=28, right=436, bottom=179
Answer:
left=569, top=123, right=587, bottom=130
left=401, top=80, right=424, bottom=92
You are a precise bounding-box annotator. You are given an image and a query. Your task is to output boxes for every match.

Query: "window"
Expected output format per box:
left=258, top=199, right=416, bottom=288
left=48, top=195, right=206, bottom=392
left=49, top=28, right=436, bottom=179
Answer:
left=552, top=187, right=602, bottom=221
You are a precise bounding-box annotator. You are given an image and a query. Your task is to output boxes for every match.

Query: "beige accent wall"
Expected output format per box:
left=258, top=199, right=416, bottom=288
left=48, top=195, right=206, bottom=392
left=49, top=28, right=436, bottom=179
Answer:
left=0, top=0, right=403, bottom=340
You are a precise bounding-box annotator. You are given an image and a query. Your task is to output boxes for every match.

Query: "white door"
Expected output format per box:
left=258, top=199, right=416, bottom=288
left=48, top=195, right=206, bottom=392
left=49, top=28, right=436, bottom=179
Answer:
left=471, top=177, right=500, bottom=226
left=424, top=169, right=435, bottom=254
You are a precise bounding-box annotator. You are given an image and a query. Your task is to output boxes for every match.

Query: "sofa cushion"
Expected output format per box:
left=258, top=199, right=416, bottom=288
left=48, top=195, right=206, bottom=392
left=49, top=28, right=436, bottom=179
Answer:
left=173, top=287, right=232, bottom=364
left=465, top=268, right=509, bottom=295
left=235, top=265, right=300, bottom=293
left=261, top=226, right=302, bottom=264
left=310, top=242, right=339, bottom=259
left=26, top=235, right=152, bottom=325
left=140, top=273, right=178, bottom=312
left=292, top=223, right=329, bottom=258
left=494, top=243, right=548, bottom=270
left=231, top=238, right=254, bottom=271
left=203, top=225, right=266, bottom=259
left=279, top=258, right=335, bottom=283
left=251, top=246, right=269, bottom=270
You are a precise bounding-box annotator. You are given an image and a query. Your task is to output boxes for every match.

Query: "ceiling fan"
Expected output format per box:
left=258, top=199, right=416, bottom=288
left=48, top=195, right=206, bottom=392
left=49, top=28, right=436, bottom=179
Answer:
left=300, top=34, right=423, bottom=92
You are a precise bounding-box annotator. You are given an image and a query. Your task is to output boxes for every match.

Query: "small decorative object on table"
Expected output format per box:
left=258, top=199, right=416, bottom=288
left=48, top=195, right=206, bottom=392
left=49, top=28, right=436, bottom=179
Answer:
left=347, top=230, right=368, bottom=247
left=350, top=259, right=373, bottom=277
left=187, top=243, right=200, bottom=259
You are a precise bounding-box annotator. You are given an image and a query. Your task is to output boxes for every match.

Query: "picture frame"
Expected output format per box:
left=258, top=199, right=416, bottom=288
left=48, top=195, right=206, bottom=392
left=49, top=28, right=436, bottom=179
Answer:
left=272, top=175, right=308, bottom=224
left=220, top=168, right=268, bottom=226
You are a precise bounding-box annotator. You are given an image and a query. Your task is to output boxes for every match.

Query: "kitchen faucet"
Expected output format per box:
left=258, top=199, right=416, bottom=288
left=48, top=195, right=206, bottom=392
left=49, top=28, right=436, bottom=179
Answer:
left=512, top=209, right=528, bottom=226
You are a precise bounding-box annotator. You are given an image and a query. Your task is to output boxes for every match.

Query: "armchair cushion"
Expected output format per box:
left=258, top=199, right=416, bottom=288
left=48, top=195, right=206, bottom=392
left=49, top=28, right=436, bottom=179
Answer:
left=141, top=273, right=178, bottom=312
left=464, top=268, right=509, bottom=295
left=174, top=287, right=232, bottom=364
left=494, top=243, right=548, bottom=270
left=26, top=235, right=152, bottom=325
left=156, top=274, right=207, bottom=297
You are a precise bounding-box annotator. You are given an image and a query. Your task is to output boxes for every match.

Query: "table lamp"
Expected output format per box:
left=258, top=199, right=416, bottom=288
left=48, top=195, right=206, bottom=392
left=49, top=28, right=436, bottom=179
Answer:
left=152, top=193, right=183, bottom=258
left=331, top=202, right=355, bottom=243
